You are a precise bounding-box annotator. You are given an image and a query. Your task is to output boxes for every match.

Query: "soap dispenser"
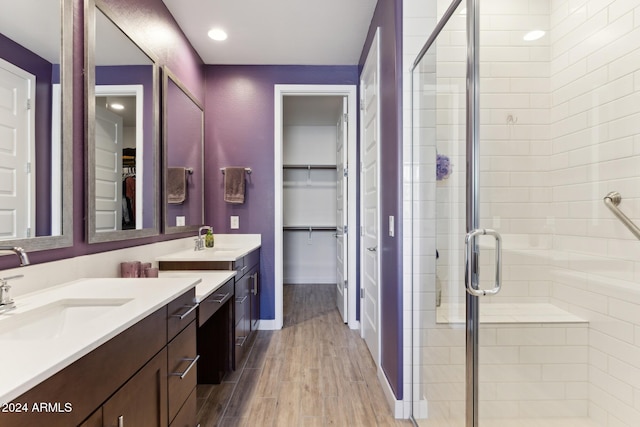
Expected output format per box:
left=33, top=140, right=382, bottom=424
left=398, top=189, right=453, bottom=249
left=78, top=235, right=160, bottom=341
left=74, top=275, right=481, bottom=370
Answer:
left=205, top=228, right=215, bottom=248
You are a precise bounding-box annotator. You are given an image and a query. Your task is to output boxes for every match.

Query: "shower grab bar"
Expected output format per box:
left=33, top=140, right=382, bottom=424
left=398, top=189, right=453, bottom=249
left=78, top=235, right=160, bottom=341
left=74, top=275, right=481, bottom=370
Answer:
left=604, top=192, right=640, bottom=240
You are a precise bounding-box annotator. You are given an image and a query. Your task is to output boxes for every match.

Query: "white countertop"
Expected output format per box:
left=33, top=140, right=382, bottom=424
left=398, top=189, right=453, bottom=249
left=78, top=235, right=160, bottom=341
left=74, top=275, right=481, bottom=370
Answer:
left=0, top=277, right=199, bottom=404
left=156, top=233, right=261, bottom=263
left=159, top=270, right=237, bottom=302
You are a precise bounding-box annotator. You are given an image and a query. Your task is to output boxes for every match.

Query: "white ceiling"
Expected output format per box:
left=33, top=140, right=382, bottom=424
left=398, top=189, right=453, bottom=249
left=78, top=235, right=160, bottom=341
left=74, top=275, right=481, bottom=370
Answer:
left=1, top=1, right=60, bottom=64
left=161, top=0, right=378, bottom=65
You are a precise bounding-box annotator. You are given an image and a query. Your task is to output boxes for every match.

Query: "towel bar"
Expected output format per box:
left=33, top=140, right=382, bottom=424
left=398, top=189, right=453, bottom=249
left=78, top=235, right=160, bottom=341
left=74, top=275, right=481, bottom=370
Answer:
left=220, top=167, right=252, bottom=174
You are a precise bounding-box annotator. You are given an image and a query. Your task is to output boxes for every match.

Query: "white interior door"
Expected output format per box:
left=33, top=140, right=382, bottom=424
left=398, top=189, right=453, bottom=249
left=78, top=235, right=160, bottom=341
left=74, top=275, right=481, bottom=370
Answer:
left=360, top=29, right=380, bottom=363
left=336, top=96, right=348, bottom=323
left=95, top=105, right=123, bottom=232
left=0, top=59, right=35, bottom=239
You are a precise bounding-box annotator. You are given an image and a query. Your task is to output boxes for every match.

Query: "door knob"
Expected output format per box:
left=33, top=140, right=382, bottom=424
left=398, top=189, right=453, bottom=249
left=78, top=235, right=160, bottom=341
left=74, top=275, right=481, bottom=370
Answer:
left=367, top=247, right=377, bottom=252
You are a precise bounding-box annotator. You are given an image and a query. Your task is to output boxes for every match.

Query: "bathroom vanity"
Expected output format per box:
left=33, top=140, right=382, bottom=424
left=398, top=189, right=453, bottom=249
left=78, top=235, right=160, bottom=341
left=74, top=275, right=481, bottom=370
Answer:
left=157, top=235, right=261, bottom=374
left=159, top=270, right=237, bottom=384
left=0, top=278, right=200, bottom=427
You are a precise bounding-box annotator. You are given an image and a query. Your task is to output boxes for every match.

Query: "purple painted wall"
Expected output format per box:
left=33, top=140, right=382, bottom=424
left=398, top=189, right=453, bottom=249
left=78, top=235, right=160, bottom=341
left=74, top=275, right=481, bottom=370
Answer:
left=204, top=65, right=358, bottom=320
left=96, top=65, right=154, bottom=228
left=166, top=77, right=203, bottom=226
left=0, top=0, right=204, bottom=270
left=359, top=0, right=404, bottom=400
left=0, top=32, right=54, bottom=236
left=0, top=0, right=407, bottom=404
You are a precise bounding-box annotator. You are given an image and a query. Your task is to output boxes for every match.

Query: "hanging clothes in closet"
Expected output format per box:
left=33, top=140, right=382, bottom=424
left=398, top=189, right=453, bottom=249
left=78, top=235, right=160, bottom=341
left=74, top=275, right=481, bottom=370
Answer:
left=122, top=148, right=136, bottom=230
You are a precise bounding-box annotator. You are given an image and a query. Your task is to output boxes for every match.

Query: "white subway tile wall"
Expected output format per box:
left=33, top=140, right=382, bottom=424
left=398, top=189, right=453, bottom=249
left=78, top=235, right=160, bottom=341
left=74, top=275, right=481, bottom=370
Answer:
left=405, top=0, right=640, bottom=425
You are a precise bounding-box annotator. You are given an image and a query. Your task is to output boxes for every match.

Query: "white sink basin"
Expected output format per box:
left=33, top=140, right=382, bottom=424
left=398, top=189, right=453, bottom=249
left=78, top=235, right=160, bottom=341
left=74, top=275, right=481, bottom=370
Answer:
left=0, top=298, right=132, bottom=341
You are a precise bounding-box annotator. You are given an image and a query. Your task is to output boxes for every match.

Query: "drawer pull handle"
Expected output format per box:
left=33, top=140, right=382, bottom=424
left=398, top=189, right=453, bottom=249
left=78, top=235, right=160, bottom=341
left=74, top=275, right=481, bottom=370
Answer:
left=235, top=295, right=248, bottom=304
left=171, top=354, right=200, bottom=379
left=252, top=273, right=258, bottom=295
left=171, top=304, right=199, bottom=320
left=118, top=415, right=124, bottom=427
left=238, top=265, right=247, bottom=272
left=236, top=336, right=247, bottom=347
left=208, top=292, right=230, bottom=304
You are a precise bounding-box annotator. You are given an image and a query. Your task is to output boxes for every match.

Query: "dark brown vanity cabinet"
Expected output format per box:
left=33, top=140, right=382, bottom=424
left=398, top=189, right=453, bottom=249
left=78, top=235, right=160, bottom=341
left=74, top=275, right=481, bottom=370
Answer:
left=157, top=248, right=261, bottom=374
left=249, top=267, right=260, bottom=332
left=233, top=250, right=260, bottom=366
left=1, top=289, right=198, bottom=427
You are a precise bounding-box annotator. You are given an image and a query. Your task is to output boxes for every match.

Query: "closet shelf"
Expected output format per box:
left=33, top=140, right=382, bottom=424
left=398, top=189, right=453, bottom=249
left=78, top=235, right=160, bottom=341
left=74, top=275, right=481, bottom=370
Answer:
left=283, top=164, right=336, bottom=170
left=283, top=225, right=337, bottom=231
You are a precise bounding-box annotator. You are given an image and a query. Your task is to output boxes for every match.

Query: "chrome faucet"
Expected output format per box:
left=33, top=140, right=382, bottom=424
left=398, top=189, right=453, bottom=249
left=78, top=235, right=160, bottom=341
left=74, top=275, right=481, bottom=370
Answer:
left=194, top=226, right=212, bottom=251
left=0, top=246, right=30, bottom=266
left=0, top=246, right=30, bottom=313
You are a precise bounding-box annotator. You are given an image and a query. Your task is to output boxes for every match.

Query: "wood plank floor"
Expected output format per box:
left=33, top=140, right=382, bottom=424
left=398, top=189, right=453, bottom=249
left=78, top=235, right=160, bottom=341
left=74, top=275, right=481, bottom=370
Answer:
left=196, top=283, right=412, bottom=427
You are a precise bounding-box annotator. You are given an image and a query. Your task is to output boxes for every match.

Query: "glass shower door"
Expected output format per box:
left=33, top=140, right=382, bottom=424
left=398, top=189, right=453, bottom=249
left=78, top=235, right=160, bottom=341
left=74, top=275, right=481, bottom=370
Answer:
left=410, top=1, right=469, bottom=425
left=413, top=0, right=640, bottom=426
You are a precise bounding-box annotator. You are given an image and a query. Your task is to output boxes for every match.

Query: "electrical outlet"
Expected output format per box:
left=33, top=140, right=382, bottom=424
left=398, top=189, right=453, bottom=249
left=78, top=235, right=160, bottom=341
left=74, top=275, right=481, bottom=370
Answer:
left=176, top=216, right=185, bottom=226
left=230, top=216, right=239, bottom=229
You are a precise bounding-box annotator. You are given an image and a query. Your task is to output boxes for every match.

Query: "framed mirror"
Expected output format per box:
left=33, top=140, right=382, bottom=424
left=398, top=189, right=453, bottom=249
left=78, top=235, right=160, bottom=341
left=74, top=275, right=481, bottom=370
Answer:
left=85, top=0, right=160, bottom=243
left=0, top=0, right=73, bottom=252
left=162, top=67, right=204, bottom=234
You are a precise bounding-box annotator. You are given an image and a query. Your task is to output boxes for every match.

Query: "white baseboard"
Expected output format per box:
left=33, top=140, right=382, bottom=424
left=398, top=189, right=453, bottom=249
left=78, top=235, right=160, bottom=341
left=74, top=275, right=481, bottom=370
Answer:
left=257, top=319, right=281, bottom=330
left=377, top=367, right=411, bottom=419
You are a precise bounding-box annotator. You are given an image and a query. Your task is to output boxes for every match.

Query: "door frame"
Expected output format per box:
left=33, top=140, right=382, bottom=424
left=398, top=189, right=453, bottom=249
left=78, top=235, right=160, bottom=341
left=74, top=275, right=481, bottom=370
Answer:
left=359, top=27, right=381, bottom=363
left=272, top=84, right=359, bottom=330
left=95, top=84, right=144, bottom=229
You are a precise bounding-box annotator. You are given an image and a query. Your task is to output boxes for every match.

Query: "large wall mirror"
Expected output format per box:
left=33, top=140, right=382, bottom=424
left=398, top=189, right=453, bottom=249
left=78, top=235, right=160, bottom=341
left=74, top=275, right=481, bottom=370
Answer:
left=163, top=67, right=204, bottom=234
left=85, top=0, right=160, bottom=243
left=0, top=0, right=73, bottom=251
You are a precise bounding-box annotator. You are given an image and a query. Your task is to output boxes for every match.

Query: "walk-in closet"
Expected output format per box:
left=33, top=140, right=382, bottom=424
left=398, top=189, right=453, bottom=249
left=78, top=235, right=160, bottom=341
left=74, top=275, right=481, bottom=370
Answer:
left=282, top=95, right=344, bottom=288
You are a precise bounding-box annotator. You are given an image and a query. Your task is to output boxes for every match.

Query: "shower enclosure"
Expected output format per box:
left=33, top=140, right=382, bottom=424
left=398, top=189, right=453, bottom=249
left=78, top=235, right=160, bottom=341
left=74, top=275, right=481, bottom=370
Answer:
left=410, top=0, right=640, bottom=426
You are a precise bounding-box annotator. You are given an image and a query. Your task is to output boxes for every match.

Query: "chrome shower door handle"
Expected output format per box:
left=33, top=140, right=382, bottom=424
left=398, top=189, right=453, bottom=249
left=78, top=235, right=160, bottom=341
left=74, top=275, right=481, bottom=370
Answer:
left=464, top=228, right=502, bottom=297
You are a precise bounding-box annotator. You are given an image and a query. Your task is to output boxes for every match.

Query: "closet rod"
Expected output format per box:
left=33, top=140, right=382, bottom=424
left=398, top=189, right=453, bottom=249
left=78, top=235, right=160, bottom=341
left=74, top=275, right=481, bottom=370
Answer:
left=283, top=226, right=337, bottom=231
left=283, top=164, right=336, bottom=170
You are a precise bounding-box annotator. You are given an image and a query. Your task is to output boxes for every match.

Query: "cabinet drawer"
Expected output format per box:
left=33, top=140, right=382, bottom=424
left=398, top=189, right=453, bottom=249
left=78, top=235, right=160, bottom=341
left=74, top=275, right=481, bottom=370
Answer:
left=244, top=249, right=260, bottom=270
left=234, top=295, right=248, bottom=328
left=234, top=276, right=249, bottom=328
left=168, top=288, right=197, bottom=341
left=168, top=321, right=198, bottom=423
left=169, top=388, right=197, bottom=427
left=198, top=279, right=234, bottom=327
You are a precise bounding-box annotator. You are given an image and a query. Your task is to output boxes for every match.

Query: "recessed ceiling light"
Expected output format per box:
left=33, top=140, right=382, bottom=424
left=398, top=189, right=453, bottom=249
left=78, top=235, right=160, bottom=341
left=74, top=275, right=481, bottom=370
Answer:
left=110, top=103, right=125, bottom=110
left=208, top=28, right=228, bottom=41
left=523, top=30, right=546, bottom=41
